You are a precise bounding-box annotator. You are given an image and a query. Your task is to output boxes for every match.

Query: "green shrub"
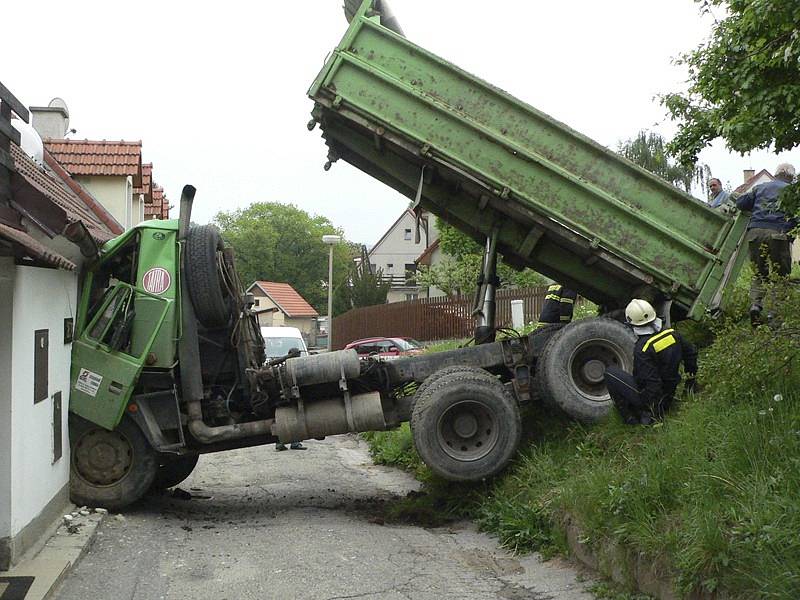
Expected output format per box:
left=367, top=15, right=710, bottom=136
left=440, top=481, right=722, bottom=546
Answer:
left=364, top=280, right=800, bottom=598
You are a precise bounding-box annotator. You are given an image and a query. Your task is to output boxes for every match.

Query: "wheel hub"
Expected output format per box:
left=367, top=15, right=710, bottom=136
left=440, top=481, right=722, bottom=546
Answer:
left=569, top=338, right=628, bottom=402
left=437, top=400, right=498, bottom=462
left=581, top=359, right=606, bottom=384
left=74, top=428, right=133, bottom=486
left=453, top=413, right=478, bottom=438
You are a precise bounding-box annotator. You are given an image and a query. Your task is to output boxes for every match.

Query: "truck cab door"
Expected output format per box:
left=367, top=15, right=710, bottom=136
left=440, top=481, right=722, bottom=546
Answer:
left=70, top=282, right=170, bottom=430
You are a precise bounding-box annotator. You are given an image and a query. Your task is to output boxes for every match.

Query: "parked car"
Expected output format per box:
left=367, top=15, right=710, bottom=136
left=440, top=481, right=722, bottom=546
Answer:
left=261, top=326, right=309, bottom=359
left=344, top=337, right=424, bottom=360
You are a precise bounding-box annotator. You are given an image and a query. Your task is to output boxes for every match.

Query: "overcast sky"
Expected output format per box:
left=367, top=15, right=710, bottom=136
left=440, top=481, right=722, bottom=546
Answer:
left=4, top=1, right=798, bottom=245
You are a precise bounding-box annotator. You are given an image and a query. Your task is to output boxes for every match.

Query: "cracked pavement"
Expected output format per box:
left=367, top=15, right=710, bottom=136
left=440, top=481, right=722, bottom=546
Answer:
left=54, top=435, right=595, bottom=599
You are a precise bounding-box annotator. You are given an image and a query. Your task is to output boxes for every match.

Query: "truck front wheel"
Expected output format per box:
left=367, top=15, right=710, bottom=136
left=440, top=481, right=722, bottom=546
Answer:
left=535, top=317, right=635, bottom=423
left=411, top=368, right=521, bottom=481
left=69, top=414, right=157, bottom=510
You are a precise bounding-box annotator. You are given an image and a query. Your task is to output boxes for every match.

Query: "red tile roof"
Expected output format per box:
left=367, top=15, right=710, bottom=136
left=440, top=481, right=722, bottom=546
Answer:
left=134, top=162, right=153, bottom=203
left=416, top=238, right=439, bottom=266
left=249, top=281, right=319, bottom=317
left=145, top=184, right=169, bottom=220
left=10, top=143, right=116, bottom=243
left=0, top=222, right=76, bottom=270
left=44, top=139, right=143, bottom=186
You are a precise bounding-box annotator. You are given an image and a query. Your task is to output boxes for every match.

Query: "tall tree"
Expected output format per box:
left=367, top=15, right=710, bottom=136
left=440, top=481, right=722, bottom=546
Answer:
left=662, top=0, right=800, bottom=210
left=334, top=246, right=390, bottom=312
left=215, top=202, right=351, bottom=313
left=618, top=130, right=710, bottom=193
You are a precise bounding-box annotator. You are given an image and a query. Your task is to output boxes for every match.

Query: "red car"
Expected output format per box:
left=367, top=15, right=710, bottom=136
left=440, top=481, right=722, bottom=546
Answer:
left=344, top=337, right=425, bottom=360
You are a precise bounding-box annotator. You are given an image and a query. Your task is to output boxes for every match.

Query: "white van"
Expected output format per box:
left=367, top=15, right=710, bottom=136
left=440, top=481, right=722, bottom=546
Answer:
left=261, top=326, right=309, bottom=360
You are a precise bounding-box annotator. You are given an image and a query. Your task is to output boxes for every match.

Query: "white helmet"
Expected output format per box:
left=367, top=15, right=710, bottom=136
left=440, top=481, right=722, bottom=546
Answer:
left=625, top=299, right=657, bottom=326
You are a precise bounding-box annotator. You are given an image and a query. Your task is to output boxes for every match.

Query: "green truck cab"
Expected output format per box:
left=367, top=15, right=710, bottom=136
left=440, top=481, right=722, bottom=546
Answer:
left=67, top=1, right=748, bottom=511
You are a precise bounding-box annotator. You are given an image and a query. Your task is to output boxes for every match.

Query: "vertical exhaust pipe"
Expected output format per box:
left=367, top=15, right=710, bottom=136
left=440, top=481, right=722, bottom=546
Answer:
left=344, top=0, right=404, bottom=37
left=178, top=184, right=196, bottom=241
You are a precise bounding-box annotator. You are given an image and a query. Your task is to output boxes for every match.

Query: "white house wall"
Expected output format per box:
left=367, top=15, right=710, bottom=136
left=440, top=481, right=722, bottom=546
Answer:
left=76, top=175, right=131, bottom=229
left=8, top=265, right=74, bottom=536
left=0, top=258, right=15, bottom=539
left=370, top=213, right=438, bottom=280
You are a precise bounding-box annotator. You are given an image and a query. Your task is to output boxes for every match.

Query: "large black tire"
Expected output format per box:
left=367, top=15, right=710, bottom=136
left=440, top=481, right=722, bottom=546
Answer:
left=413, top=365, right=494, bottom=407
left=411, top=368, right=521, bottom=481
left=535, top=317, right=635, bottom=423
left=69, top=414, right=158, bottom=510
left=151, top=454, right=199, bottom=490
left=185, top=224, right=230, bottom=328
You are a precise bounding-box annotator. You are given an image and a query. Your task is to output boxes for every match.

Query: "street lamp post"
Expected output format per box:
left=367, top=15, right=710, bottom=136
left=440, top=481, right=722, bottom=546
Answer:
left=322, top=234, right=341, bottom=352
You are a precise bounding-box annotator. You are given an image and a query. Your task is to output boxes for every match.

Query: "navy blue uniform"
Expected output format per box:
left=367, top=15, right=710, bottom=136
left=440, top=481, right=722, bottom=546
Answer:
left=538, top=284, right=577, bottom=324
left=605, top=327, right=697, bottom=424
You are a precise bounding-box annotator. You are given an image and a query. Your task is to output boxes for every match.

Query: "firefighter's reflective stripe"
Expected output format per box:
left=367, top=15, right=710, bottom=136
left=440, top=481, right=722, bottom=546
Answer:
left=547, top=284, right=562, bottom=292
left=652, top=334, right=677, bottom=353
left=559, top=297, right=574, bottom=304
left=642, top=328, right=675, bottom=352
left=545, top=294, right=561, bottom=301
left=560, top=315, right=571, bottom=321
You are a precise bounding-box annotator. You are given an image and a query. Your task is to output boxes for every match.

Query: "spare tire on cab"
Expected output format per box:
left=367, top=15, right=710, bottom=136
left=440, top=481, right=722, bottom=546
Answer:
left=185, top=225, right=232, bottom=328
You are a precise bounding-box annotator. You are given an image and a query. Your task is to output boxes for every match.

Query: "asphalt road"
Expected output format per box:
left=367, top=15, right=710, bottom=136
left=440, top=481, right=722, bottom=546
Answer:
left=55, top=435, right=594, bottom=600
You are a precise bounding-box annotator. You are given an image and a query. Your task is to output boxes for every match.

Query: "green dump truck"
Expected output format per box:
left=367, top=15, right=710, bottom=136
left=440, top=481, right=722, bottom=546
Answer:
left=67, top=0, right=748, bottom=510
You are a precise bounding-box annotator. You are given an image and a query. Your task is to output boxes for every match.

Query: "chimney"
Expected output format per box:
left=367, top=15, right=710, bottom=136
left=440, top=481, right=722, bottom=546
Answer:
left=29, top=98, right=69, bottom=139
left=743, top=169, right=755, bottom=183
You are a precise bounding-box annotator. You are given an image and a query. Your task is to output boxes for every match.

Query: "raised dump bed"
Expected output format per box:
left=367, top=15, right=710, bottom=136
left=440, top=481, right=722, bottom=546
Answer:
left=308, top=0, right=748, bottom=320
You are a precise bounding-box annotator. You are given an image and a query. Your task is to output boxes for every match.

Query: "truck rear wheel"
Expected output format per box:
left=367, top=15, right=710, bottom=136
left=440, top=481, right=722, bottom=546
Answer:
left=69, top=414, right=157, bottom=510
left=185, top=224, right=231, bottom=328
left=152, top=454, right=199, bottom=490
left=411, top=368, right=521, bottom=481
left=413, top=365, right=492, bottom=406
left=535, top=317, right=635, bottom=423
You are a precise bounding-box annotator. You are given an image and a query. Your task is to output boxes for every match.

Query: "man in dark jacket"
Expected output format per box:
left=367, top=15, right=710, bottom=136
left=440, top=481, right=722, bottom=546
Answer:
left=538, top=283, right=577, bottom=325
left=736, top=163, right=797, bottom=324
left=604, top=299, right=698, bottom=425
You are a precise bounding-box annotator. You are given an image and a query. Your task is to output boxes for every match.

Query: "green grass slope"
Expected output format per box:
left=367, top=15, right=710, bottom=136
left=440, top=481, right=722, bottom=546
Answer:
left=364, top=278, right=800, bottom=599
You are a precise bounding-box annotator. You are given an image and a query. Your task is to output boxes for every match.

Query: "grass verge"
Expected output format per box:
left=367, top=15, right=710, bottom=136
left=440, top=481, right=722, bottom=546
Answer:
left=363, top=278, right=800, bottom=599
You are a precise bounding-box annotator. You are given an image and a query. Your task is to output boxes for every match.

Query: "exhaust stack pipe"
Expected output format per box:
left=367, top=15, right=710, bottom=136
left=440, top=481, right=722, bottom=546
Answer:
left=175, top=184, right=275, bottom=444
left=344, top=0, right=404, bottom=37
left=178, top=184, right=196, bottom=241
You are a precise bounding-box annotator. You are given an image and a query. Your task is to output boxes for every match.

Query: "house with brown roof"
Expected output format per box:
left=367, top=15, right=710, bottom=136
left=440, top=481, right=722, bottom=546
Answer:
left=246, top=281, right=319, bottom=345
left=367, top=208, right=438, bottom=302
left=136, top=163, right=170, bottom=221
left=43, top=138, right=145, bottom=229
left=1, top=84, right=117, bottom=570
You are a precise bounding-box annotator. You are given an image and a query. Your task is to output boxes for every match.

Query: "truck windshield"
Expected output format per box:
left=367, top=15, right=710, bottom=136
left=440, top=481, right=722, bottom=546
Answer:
left=264, top=337, right=307, bottom=358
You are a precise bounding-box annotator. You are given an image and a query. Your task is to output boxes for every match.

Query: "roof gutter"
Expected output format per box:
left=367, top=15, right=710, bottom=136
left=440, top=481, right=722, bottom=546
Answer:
left=44, top=150, right=124, bottom=236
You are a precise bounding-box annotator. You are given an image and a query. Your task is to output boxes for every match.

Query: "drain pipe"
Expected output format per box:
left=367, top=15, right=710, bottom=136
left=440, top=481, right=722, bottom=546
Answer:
left=176, top=185, right=275, bottom=444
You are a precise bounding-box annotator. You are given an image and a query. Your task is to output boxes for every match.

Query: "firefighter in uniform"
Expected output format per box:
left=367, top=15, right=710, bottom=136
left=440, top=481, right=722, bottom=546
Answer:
left=604, top=299, right=698, bottom=425
left=538, top=284, right=578, bottom=325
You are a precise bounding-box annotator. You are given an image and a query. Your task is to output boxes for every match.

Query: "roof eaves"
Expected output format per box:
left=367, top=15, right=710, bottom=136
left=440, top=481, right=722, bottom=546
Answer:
left=44, top=149, right=124, bottom=236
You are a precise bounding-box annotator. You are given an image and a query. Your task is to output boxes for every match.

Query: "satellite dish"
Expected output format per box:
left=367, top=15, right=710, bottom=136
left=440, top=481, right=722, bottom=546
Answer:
left=48, top=97, right=70, bottom=134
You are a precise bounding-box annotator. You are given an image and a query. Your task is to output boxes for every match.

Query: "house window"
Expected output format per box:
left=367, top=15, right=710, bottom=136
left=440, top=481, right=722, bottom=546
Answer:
left=370, top=263, right=377, bottom=272
left=386, top=263, right=393, bottom=270
left=254, top=298, right=260, bottom=307
left=404, top=228, right=412, bottom=240
left=405, top=293, right=418, bottom=301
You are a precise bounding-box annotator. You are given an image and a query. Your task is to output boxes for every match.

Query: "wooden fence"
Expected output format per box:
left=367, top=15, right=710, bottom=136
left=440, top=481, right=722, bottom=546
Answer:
left=332, top=286, right=550, bottom=349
